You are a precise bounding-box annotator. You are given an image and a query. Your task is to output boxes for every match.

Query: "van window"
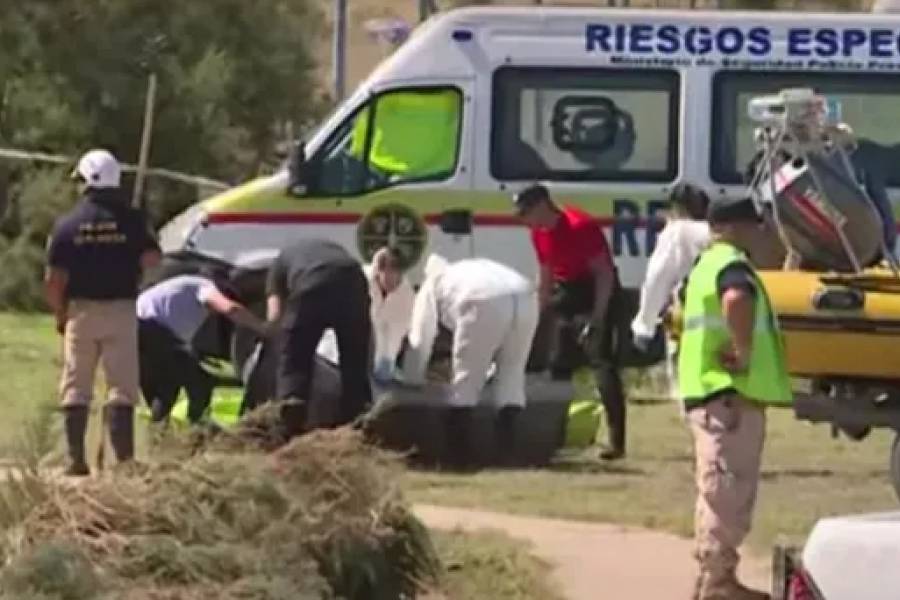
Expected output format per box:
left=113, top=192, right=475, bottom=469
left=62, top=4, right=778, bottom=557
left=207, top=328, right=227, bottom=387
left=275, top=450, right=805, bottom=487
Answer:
left=491, top=67, right=679, bottom=182
left=712, top=72, right=900, bottom=186
left=312, top=87, right=462, bottom=196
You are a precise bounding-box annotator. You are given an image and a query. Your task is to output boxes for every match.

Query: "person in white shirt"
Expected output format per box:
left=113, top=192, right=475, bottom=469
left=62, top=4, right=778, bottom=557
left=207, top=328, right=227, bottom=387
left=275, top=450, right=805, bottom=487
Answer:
left=632, top=183, right=712, bottom=348
left=402, top=254, right=539, bottom=468
left=317, top=246, right=414, bottom=381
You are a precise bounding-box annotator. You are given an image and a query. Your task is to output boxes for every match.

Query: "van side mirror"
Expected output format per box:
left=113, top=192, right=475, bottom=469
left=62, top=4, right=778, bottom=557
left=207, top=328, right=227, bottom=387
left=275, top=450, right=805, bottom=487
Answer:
left=439, top=209, right=473, bottom=235
left=287, top=141, right=308, bottom=196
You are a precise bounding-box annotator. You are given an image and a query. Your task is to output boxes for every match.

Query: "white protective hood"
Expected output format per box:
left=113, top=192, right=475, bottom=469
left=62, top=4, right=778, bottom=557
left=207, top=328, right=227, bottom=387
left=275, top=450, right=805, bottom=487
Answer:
left=317, top=264, right=415, bottom=368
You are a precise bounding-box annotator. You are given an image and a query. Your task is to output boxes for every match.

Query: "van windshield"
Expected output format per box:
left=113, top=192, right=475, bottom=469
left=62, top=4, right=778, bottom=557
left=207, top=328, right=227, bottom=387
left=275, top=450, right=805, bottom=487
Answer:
left=712, top=71, right=900, bottom=187
left=311, top=87, right=462, bottom=196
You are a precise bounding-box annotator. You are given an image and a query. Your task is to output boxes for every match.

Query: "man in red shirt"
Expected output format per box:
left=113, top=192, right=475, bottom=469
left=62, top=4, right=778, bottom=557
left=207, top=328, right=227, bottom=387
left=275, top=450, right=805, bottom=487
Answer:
left=516, top=184, right=627, bottom=460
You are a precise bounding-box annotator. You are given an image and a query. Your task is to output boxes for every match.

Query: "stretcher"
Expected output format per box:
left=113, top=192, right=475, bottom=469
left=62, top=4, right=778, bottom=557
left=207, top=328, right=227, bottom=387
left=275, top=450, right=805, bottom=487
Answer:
left=156, top=327, right=575, bottom=468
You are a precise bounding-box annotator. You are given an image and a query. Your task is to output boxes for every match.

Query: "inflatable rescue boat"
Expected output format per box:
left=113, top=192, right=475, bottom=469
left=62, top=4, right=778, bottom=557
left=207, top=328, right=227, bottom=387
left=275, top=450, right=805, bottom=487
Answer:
left=747, top=89, right=900, bottom=384
left=762, top=269, right=900, bottom=381
left=702, top=88, right=900, bottom=500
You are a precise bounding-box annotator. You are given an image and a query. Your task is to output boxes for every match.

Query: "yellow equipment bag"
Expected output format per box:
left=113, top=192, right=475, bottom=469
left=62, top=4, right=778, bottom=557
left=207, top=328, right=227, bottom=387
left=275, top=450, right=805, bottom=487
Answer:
left=137, top=387, right=244, bottom=428
left=564, top=368, right=603, bottom=448
left=565, top=401, right=603, bottom=448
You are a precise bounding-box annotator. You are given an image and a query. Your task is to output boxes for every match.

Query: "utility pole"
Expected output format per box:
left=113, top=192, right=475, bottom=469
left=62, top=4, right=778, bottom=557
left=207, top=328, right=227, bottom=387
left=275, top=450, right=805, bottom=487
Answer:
left=133, top=72, right=157, bottom=209
left=332, top=0, right=348, bottom=101
left=419, top=0, right=439, bottom=22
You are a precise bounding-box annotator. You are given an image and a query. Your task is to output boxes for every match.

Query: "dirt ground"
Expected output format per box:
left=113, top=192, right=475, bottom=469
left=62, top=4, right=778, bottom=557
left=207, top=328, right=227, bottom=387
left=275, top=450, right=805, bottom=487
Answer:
left=416, top=504, right=771, bottom=600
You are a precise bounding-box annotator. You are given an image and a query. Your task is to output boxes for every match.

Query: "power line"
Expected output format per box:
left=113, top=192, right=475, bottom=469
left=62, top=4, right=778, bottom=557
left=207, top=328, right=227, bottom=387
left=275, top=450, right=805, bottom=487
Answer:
left=0, top=147, right=230, bottom=191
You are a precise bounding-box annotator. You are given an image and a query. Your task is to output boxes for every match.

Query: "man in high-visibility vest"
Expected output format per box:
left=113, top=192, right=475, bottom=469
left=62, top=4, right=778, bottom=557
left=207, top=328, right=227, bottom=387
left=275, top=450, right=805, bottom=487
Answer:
left=679, top=195, right=792, bottom=600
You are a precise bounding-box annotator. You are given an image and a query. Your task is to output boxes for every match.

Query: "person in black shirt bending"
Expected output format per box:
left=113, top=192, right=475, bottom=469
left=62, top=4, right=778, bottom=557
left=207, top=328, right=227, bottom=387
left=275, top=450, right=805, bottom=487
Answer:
left=265, top=239, right=373, bottom=438
left=45, top=149, right=160, bottom=476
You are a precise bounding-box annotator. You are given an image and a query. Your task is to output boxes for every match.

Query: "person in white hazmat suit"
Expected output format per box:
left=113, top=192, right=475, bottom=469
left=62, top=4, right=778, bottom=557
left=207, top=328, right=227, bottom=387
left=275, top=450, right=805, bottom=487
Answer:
left=632, top=183, right=711, bottom=345
left=401, top=254, right=539, bottom=469
left=317, top=246, right=415, bottom=381
left=631, top=183, right=710, bottom=399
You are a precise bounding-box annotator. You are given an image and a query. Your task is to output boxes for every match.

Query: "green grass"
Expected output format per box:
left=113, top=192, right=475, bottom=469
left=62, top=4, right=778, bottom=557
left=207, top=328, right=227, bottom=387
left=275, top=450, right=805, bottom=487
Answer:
left=0, top=313, right=60, bottom=444
left=430, top=530, right=564, bottom=600
left=3, top=313, right=897, bottom=554
left=0, top=314, right=160, bottom=468
left=405, top=399, right=899, bottom=551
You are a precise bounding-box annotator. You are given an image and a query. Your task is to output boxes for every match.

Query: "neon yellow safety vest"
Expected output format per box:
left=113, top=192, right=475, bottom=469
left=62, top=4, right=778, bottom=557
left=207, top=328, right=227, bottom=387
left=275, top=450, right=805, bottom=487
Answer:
left=678, top=242, right=792, bottom=409
left=350, top=90, right=460, bottom=178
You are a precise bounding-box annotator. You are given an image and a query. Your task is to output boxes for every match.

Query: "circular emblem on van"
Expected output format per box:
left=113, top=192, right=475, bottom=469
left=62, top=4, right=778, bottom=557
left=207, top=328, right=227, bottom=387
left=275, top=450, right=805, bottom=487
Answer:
left=357, top=203, right=427, bottom=271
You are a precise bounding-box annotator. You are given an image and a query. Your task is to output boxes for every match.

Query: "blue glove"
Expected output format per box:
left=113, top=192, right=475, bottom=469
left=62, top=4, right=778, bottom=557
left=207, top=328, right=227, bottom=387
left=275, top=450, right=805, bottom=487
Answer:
left=633, top=335, right=653, bottom=353
left=373, top=358, right=395, bottom=385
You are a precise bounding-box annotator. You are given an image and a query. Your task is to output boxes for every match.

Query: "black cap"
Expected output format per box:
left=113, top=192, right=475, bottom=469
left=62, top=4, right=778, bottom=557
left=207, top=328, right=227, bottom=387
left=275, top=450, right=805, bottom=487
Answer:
left=668, top=182, right=710, bottom=219
left=707, top=196, right=761, bottom=225
left=513, top=184, right=550, bottom=215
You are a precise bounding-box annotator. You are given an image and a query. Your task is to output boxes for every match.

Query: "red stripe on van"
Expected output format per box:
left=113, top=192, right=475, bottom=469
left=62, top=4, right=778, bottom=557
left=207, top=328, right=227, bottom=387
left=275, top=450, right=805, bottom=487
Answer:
left=208, top=212, right=360, bottom=224
left=207, top=212, right=620, bottom=227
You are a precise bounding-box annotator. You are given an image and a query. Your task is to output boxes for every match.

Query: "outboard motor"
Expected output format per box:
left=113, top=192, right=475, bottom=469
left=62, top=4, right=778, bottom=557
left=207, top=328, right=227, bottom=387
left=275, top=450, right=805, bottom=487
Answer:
left=747, top=88, right=896, bottom=273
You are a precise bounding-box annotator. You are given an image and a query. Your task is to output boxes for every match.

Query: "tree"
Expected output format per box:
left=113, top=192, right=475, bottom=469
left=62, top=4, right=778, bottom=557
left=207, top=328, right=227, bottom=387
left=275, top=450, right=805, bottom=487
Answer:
left=0, top=0, right=327, bottom=309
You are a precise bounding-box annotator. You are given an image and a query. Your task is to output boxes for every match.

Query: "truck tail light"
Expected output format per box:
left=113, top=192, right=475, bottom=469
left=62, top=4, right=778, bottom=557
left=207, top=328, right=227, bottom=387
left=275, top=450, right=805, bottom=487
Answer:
left=788, top=568, right=822, bottom=600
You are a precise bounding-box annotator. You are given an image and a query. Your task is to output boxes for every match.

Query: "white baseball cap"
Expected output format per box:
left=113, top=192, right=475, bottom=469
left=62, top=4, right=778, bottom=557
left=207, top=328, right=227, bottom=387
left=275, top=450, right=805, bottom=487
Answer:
left=72, top=149, right=121, bottom=189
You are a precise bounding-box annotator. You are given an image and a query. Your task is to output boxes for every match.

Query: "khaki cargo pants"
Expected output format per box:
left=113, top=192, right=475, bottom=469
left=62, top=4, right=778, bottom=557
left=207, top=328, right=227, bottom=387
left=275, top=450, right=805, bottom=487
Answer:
left=60, top=300, right=139, bottom=408
left=688, top=393, right=766, bottom=577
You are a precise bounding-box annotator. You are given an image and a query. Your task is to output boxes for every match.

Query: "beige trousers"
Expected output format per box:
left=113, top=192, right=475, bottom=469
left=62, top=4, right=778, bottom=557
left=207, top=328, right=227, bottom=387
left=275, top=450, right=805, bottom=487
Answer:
left=60, top=299, right=139, bottom=408
left=689, top=393, right=765, bottom=576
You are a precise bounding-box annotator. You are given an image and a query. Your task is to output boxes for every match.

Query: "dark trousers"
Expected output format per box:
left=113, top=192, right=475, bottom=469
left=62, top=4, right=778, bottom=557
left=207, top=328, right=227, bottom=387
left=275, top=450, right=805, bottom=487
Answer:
left=549, top=274, right=627, bottom=452
left=277, top=266, right=373, bottom=435
left=138, top=319, right=215, bottom=424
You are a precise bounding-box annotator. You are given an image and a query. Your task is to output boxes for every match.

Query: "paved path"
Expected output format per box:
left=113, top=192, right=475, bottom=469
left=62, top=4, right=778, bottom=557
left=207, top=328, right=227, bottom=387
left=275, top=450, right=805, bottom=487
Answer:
left=416, top=504, right=770, bottom=600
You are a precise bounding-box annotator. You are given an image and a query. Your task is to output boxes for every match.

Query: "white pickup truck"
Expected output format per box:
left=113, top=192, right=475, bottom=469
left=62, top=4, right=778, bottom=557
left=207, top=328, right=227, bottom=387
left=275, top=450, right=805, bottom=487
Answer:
left=773, top=512, right=900, bottom=600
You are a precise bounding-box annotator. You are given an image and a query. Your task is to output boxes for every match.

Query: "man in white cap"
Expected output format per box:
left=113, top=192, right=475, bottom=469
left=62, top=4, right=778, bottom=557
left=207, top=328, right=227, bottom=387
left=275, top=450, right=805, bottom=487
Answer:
left=45, top=149, right=161, bottom=476
left=401, top=254, right=539, bottom=469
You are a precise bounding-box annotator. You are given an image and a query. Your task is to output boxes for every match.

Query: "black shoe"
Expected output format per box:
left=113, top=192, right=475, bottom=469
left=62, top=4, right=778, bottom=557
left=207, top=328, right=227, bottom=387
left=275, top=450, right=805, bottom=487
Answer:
left=64, top=461, right=91, bottom=477
left=599, top=446, right=625, bottom=461
left=108, top=406, right=135, bottom=463
left=63, top=406, right=90, bottom=477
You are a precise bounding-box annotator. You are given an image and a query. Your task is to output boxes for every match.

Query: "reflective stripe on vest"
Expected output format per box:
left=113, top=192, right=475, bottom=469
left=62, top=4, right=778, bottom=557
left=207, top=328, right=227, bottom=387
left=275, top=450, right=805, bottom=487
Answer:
left=677, top=242, right=792, bottom=408
left=682, top=315, right=773, bottom=333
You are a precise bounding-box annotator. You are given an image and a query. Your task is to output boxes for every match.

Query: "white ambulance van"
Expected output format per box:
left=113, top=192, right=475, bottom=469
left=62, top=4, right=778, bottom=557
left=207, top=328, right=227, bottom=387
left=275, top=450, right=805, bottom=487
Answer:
left=160, top=5, right=900, bottom=298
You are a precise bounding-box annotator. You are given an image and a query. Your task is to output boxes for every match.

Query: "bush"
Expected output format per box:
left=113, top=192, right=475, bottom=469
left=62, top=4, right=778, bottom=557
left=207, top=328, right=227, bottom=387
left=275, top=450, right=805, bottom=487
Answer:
left=0, top=425, right=440, bottom=600
left=0, top=236, right=48, bottom=311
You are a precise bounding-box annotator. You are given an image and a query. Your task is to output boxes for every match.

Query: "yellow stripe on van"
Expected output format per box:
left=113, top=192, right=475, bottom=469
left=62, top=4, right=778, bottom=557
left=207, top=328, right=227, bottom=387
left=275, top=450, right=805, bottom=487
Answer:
left=202, top=175, right=652, bottom=219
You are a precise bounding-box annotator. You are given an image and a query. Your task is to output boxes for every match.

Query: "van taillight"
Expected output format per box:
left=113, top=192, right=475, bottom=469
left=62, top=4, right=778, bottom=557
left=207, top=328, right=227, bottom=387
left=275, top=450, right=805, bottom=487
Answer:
left=788, top=569, right=818, bottom=600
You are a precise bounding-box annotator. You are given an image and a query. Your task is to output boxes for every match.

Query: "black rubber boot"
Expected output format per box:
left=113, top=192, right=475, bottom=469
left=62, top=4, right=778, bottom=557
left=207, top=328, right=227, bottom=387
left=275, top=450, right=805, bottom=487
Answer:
left=444, top=407, right=475, bottom=472
left=597, top=364, right=626, bottom=461
left=108, top=406, right=135, bottom=464
left=495, top=405, right=522, bottom=467
left=63, top=406, right=90, bottom=477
